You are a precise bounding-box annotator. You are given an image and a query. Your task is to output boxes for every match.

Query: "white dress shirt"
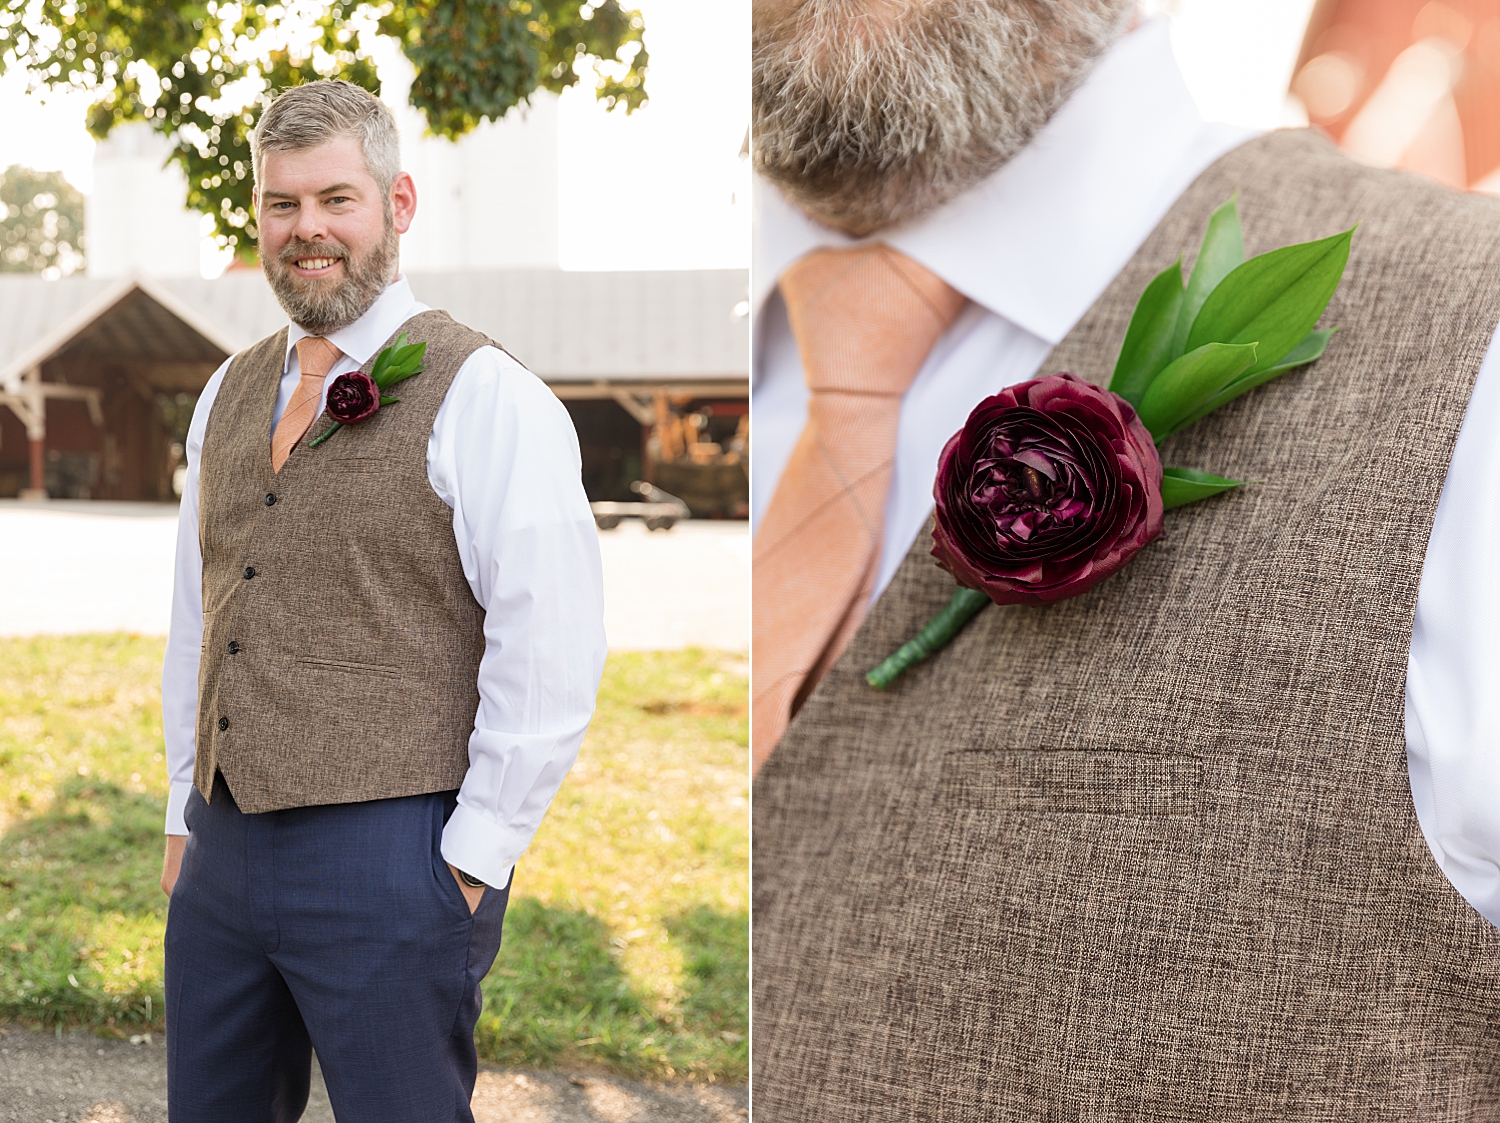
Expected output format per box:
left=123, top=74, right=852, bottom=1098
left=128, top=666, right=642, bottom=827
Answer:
left=753, top=19, right=1500, bottom=928
left=161, top=275, right=607, bottom=890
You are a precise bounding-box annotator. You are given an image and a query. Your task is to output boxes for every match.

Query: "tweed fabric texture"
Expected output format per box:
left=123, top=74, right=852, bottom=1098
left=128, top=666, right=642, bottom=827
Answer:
left=754, top=245, right=968, bottom=766
left=196, top=311, right=490, bottom=813
left=753, top=129, right=1500, bottom=1118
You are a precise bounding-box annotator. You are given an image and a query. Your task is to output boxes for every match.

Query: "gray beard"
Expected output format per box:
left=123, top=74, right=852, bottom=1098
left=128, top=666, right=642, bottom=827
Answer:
left=752, top=0, right=1135, bottom=236
left=262, top=223, right=398, bottom=336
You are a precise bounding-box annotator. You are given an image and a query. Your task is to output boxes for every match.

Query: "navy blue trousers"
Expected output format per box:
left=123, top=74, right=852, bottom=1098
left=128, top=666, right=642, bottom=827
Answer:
left=164, top=774, right=510, bottom=1122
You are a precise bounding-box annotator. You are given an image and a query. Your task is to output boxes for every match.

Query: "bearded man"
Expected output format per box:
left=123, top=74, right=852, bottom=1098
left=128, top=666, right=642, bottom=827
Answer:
left=157, top=80, right=605, bottom=1121
left=752, top=1, right=1500, bottom=1116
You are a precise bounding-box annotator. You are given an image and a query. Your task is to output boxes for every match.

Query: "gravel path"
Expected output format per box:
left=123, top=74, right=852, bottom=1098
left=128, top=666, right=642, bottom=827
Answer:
left=0, top=1025, right=747, bottom=1122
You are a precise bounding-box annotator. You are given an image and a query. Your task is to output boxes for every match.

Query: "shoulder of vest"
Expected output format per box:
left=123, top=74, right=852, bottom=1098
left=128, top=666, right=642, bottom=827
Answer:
left=381, top=309, right=505, bottom=369
left=224, top=326, right=290, bottom=381
left=402, top=309, right=496, bottom=347
left=1196, top=128, right=1500, bottom=251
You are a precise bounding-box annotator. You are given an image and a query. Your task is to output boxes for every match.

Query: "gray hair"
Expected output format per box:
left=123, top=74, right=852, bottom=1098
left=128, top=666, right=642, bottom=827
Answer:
left=753, top=0, right=1135, bottom=236
left=251, top=79, right=402, bottom=196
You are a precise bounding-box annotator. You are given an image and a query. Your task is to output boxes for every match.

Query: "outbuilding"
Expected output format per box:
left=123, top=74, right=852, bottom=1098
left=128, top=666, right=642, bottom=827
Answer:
left=0, top=268, right=748, bottom=508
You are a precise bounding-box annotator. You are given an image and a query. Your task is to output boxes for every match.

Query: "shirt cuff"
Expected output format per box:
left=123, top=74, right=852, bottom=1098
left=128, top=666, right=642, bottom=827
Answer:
left=440, top=802, right=519, bottom=889
left=165, top=780, right=193, bottom=835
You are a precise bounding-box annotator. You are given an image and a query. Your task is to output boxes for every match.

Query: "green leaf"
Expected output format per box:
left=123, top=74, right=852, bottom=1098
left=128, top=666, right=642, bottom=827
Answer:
left=1248, top=324, right=1334, bottom=377
left=370, top=336, right=428, bottom=389
left=369, top=332, right=408, bottom=387
left=1135, top=341, right=1259, bottom=442
left=1173, top=194, right=1245, bottom=358
left=1174, top=328, right=1336, bottom=431
left=1161, top=467, right=1244, bottom=510
left=379, top=395, right=400, bottom=406
left=381, top=367, right=425, bottom=390
left=1109, top=259, right=1184, bottom=406
left=1186, top=226, right=1354, bottom=373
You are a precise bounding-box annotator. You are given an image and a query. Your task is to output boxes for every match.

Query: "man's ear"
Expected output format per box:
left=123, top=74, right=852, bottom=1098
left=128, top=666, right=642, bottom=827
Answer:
left=391, top=171, right=417, bottom=235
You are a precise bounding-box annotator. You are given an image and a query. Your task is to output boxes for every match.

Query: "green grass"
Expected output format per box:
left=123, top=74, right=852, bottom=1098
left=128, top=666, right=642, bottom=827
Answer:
left=0, top=636, right=748, bottom=1082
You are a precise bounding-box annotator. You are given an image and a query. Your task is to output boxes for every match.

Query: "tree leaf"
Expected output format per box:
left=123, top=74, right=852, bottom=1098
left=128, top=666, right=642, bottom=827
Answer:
left=1174, top=328, right=1336, bottom=432
left=1135, top=342, right=1259, bottom=442
left=1186, top=227, right=1354, bottom=373
left=0, top=167, right=86, bottom=276
left=1109, top=258, right=1184, bottom=406
left=1173, top=194, right=1244, bottom=358
left=1161, top=467, right=1244, bottom=510
left=1, top=0, right=650, bottom=263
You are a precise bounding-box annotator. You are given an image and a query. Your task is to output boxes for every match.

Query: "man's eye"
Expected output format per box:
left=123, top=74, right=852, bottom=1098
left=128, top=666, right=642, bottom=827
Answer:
left=328, top=196, right=351, bottom=205
left=273, top=202, right=295, bottom=210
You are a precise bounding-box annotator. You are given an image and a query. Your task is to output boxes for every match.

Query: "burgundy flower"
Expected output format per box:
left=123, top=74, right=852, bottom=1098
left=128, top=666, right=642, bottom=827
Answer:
left=325, top=371, right=380, bottom=425
left=931, top=372, right=1163, bottom=605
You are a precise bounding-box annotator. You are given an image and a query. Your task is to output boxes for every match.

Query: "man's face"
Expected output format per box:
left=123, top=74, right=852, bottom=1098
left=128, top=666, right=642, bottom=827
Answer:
left=753, top=0, right=1136, bottom=236
left=256, top=135, right=416, bottom=335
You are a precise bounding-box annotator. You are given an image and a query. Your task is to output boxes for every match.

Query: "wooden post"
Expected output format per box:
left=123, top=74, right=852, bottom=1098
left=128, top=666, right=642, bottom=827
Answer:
left=641, top=420, right=653, bottom=485
left=27, top=437, right=44, bottom=496
left=18, top=366, right=47, bottom=500
left=605, top=388, right=659, bottom=488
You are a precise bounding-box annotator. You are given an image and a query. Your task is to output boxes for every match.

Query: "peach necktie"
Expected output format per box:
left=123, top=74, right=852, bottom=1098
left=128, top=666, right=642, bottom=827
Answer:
left=753, top=244, right=967, bottom=769
left=271, top=336, right=343, bottom=473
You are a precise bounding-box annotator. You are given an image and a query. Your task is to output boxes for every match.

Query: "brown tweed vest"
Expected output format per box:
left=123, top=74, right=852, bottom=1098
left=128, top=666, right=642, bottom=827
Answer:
left=754, top=130, right=1500, bottom=1118
left=196, top=310, right=490, bottom=814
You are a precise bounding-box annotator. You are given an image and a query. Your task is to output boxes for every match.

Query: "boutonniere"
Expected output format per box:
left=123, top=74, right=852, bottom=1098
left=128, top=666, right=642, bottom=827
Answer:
left=867, top=195, right=1355, bottom=689
left=308, top=332, right=428, bottom=448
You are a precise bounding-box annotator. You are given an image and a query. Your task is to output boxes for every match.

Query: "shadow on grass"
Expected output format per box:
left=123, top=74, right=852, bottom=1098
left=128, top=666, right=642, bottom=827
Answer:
left=667, top=906, right=748, bottom=1038
left=0, top=776, right=166, bottom=1030
left=0, top=780, right=750, bottom=1081
left=476, top=900, right=748, bottom=1081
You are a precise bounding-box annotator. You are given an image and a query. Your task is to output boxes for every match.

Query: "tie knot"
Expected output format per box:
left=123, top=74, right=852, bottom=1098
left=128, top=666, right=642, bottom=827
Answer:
left=779, top=244, right=968, bottom=397
left=295, top=336, right=343, bottom=382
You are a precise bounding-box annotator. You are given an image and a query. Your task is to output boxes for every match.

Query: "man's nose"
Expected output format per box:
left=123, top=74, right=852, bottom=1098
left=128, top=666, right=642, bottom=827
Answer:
left=291, top=201, right=329, bottom=242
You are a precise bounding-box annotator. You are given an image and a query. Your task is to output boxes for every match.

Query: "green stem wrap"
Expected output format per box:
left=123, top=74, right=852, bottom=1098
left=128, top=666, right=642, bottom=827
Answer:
left=307, top=421, right=342, bottom=448
left=865, top=587, right=991, bottom=690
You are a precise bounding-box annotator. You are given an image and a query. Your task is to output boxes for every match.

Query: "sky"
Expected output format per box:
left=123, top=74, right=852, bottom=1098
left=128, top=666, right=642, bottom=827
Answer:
left=0, top=0, right=1317, bottom=273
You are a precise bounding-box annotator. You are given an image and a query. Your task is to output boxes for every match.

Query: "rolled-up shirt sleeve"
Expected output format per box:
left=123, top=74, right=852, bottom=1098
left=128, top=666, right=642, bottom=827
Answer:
left=161, top=360, right=229, bottom=834
left=430, top=346, right=607, bottom=888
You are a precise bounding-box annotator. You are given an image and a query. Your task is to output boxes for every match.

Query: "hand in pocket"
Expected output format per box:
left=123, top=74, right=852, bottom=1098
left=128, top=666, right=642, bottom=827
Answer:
left=447, top=862, right=484, bottom=914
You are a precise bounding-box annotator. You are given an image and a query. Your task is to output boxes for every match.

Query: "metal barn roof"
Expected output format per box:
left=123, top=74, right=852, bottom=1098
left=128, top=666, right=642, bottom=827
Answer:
left=0, top=268, right=749, bottom=392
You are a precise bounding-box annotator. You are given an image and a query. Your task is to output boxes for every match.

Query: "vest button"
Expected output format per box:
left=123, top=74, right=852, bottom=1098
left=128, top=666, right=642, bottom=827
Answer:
left=264, top=493, right=277, bottom=506
left=217, top=717, right=229, bottom=731
left=243, top=566, right=256, bottom=579
left=227, top=640, right=240, bottom=654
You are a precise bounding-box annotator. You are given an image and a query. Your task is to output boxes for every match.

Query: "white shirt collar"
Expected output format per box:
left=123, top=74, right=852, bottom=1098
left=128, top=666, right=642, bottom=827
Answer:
left=752, top=19, right=1245, bottom=345
left=284, top=273, right=421, bottom=369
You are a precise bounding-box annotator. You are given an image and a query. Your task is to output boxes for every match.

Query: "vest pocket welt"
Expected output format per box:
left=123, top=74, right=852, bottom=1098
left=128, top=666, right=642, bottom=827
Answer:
left=312, top=455, right=400, bottom=470
left=295, top=656, right=406, bottom=678
left=942, top=749, right=1203, bottom=818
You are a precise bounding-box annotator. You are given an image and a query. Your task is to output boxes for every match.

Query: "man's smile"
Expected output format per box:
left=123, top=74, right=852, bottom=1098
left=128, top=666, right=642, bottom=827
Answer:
left=290, top=255, right=343, bottom=277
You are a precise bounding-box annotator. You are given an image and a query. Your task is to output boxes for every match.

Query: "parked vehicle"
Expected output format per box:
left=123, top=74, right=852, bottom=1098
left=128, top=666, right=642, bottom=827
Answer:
left=590, top=481, right=692, bottom=532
